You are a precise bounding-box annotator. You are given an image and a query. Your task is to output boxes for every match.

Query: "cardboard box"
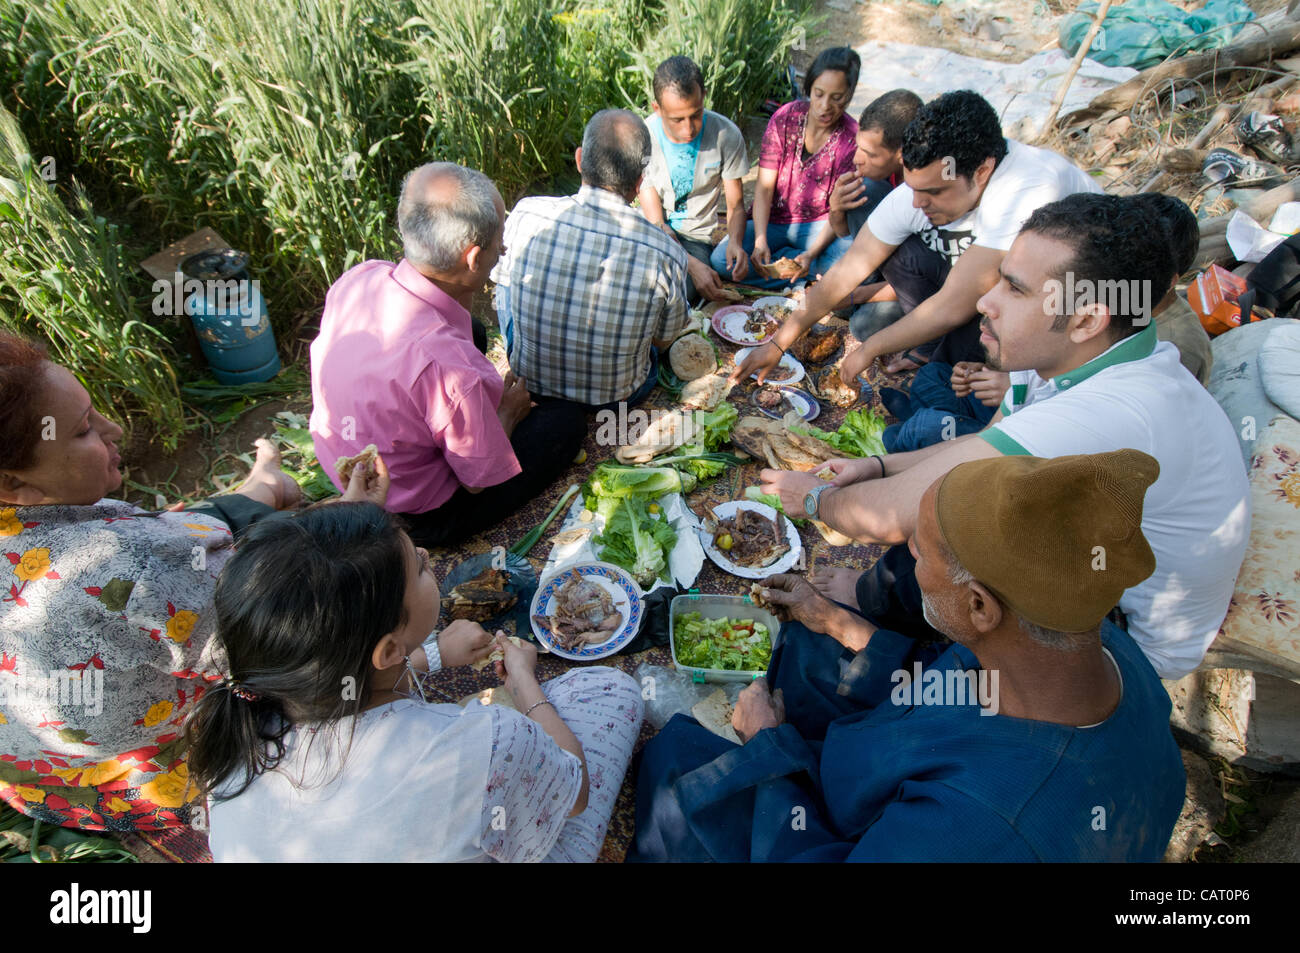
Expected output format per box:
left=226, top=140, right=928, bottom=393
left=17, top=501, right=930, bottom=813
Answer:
left=1188, top=265, right=1249, bottom=336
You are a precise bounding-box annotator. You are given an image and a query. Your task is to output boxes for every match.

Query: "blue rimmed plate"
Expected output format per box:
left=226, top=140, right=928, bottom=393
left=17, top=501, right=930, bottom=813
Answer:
left=529, top=562, right=644, bottom=661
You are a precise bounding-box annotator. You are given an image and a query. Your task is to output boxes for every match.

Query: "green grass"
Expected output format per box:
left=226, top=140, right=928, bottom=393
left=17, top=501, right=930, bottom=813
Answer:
left=0, top=106, right=188, bottom=449
left=0, top=802, right=138, bottom=863
left=0, top=0, right=823, bottom=454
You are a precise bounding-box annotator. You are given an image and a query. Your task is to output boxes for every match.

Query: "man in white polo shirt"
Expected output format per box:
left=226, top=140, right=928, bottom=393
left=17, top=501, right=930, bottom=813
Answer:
left=759, top=193, right=1250, bottom=680
left=735, top=89, right=1101, bottom=383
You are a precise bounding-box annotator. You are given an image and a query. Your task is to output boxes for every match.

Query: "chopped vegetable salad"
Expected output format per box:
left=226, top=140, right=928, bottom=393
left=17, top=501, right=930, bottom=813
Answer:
left=673, top=613, right=772, bottom=671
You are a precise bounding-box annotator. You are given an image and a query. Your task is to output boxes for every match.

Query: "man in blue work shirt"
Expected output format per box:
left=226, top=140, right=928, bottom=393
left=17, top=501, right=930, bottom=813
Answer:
left=630, top=449, right=1186, bottom=862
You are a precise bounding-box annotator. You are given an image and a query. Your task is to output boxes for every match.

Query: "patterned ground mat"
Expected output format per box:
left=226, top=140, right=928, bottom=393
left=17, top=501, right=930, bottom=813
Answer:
left=118, top=304, right=915, bottom=863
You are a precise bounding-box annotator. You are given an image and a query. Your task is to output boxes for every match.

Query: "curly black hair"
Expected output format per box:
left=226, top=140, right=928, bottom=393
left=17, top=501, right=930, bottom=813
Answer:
left=901, top=90, right=1007, bottom=180
left=1021, top=192, right=1176, bottom=341
left=858, top=89, right=923, bottom=151
left=1127, top=192, right=1199, bottom=277
left=804, top=47, right=860, bottom=98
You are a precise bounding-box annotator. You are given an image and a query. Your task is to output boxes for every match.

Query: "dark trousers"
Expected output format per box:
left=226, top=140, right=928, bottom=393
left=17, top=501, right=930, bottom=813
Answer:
left=675, top=231, right=715, bottom=305
left=854, top=542, right=948, bottom=645
left=878, top=234, right=983, bottom=365
left=401, top=398, right=586, bottom=548
left=882, top=361, right=997, bottom=452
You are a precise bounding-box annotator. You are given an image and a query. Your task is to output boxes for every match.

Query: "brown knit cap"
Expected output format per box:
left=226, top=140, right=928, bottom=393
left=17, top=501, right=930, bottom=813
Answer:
left=934, top=449, right=1160, bottom=632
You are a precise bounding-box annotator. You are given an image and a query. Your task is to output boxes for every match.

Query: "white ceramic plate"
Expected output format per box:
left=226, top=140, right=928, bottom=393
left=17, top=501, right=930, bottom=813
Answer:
left=749, top=386, right=820, bottom=422
left=711, top=304, right=773, bottom=345
left=734, top=346, right=805, bottom=385
left=529, top=562, right=644, bottom=661
left=751, top=296, right=795, bottom=313
left=697, top=501, right=803, bottom=580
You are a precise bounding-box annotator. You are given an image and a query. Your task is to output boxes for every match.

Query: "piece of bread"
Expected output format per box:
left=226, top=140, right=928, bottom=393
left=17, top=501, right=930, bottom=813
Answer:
left=680, top=373, right=733, bottom=411
left=765, top=429, right=824, bottom=471
left=781, top=411, right=837, bottom=461
left=470, top=635, right=527, bottom=672
left=335, top=444, right=378, bottom=484
left=757, top=257, right=806, bottom=280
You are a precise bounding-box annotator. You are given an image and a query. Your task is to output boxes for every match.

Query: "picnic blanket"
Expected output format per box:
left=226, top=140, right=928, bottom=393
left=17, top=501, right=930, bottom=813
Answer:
left=416, top=302, right=903, bottom=862
left=848, top=42, right=1138, bottom=141
left=122, top=300, right=908, bottom=864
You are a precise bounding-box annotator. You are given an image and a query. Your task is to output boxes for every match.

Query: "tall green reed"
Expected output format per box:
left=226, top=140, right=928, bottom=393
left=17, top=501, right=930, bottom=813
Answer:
left=0, top=106, right=187, bottom=449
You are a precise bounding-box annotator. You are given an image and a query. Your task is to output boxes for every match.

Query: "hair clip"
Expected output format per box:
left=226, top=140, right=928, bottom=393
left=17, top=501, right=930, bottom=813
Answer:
left=224, top=676, right=260, bottom=703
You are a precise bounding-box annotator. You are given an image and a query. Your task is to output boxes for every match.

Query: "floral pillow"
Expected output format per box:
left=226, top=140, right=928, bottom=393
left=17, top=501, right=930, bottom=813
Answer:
left=1214, top=414, right=1300, bottom=676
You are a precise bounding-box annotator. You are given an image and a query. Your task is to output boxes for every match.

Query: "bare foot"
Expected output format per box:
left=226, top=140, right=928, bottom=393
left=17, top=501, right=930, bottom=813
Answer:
left=810, top=566, right=863, bottom=612
left=237, top=438, right=302, bottom=510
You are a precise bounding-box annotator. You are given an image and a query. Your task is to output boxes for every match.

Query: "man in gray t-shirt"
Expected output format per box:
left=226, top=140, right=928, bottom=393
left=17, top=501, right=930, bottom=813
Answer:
left=638, top=56, right=750, bottom=303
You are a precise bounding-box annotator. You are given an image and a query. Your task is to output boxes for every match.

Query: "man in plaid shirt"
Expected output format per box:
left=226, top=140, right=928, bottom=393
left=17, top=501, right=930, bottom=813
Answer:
left=492, top=109, right=690, bottom=409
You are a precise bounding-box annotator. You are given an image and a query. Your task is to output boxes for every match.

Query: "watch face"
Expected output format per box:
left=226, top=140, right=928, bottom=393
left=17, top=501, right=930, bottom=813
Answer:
left=803, top=490, right=818, bottom=517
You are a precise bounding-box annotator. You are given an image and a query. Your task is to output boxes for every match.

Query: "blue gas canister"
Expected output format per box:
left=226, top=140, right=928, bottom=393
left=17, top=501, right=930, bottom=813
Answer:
left=180, top=248, right=280, bottom=384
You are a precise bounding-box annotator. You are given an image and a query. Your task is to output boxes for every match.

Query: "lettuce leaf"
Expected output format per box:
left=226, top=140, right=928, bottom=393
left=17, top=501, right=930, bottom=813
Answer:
left=793, top=406, right=887, bottom=458
left=594, top=496, right=676, bottom=587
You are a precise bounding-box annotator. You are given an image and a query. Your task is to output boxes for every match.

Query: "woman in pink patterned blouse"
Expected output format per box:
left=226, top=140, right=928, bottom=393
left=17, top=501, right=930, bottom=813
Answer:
left=710, top=47, right=861, bottom=288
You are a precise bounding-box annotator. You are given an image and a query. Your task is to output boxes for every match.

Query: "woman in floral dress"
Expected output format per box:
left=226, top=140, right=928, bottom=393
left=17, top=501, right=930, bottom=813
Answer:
left=0, top=330, right=372, bottom=831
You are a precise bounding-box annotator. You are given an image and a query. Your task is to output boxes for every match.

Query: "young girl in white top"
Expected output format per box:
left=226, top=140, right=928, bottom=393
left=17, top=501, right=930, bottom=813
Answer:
left=184, top=501, right=643, bottom=862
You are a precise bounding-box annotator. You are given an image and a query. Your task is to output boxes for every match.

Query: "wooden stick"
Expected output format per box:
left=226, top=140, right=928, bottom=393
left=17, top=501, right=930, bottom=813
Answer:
left=1139, top=101, right=1232, bottom=192
left=1139, top=74, right=1296, bottom=193
left=1075, top=12, right=1300, bottom=119
left=1037, top=0, right=1114, bottom=142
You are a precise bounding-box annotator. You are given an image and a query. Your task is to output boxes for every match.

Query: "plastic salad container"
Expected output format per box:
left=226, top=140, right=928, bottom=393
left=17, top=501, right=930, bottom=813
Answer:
left=669, top=593, right=781, bottom=683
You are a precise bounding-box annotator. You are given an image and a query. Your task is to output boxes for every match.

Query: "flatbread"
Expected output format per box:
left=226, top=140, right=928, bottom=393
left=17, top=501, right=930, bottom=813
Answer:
left=756, top=257, right=805, bottom=280
left=765, top=429, right=823, bottom=471
left=335, top=444, right=378, bottom=484
left=680, top=373, right=732, bottom=411
left=457, top=686, right=520, bottom=712
left=470, top=635, right=527, bottom=672
left=781, top=411, right=837, bottom=461
left=615, top=409, right=689, bottom=463
left=692, top=688, right=740, bottom=743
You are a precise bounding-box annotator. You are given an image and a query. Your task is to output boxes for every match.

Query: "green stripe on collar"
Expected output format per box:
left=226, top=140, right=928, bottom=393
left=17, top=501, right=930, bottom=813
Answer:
left=1052, top=322, right=1157, bottom=391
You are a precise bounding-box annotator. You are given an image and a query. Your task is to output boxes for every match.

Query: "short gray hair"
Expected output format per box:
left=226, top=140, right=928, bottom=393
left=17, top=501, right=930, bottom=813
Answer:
left=580, top=109, right=651, bottom=195
left=939, top=538, right=1090, bottom=651
left=397, top=162, right=500, bottom=271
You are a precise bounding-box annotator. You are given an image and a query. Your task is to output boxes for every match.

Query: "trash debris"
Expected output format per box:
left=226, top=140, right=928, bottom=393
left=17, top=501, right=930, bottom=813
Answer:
left=1201, top=148, right=1286, bottom=188
left=1236, top=110, right=1297, bottom=165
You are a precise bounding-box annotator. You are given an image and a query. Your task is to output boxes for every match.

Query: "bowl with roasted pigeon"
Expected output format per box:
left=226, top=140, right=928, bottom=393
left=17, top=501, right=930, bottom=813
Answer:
left=529, top=562, right=644, bottom=661
left=698, top=501, right=803, bottom=580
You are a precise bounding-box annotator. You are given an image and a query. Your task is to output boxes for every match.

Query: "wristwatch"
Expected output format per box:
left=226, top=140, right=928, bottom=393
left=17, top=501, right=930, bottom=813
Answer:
left=803, top=483, right=832, bottom=519
left=421, top=631, right=443, bottom=673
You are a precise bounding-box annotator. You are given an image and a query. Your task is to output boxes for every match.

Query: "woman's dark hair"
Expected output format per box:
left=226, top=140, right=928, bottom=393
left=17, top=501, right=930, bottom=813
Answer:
left=1128, top=192, right=1199, bottom=277
left=184, top=502, right=411, bottom=801
left=902, top=90, right=1008, bottom=180
left=803, top=46, right=860, bottom=98
left=1021, top=192, right=1176, bottom=342
left=0, top=331, right=49, bottom=473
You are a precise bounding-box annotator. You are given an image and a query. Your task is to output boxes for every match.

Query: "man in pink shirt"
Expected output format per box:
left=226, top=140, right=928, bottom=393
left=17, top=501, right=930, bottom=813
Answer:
left=310, top=162, right=585, bottom=547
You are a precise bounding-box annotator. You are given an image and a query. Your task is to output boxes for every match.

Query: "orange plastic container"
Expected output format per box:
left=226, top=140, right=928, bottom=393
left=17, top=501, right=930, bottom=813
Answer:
left=1187, top=265, right=1249, bottom=336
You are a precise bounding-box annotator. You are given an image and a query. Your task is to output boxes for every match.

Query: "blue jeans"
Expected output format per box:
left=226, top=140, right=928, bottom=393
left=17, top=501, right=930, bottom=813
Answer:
left=882, top=362, right=996, bottom=453
left=710, top=220, right=854, bottom=289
